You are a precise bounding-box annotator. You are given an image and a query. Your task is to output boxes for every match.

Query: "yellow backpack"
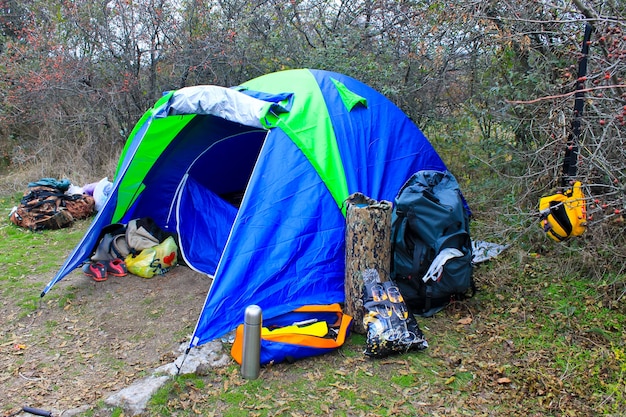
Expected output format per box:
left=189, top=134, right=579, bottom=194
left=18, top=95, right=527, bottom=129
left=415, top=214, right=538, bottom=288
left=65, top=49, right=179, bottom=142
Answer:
left=539, top=181, right=587, bottom=241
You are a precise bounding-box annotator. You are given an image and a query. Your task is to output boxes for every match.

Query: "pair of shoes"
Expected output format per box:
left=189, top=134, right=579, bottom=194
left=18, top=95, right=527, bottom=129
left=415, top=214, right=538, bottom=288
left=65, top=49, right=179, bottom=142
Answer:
left=82, top=259, right=128, bottom=282
left=83, top=263, right=107, bottom=282
left=106, top=258, right=128, bottom=277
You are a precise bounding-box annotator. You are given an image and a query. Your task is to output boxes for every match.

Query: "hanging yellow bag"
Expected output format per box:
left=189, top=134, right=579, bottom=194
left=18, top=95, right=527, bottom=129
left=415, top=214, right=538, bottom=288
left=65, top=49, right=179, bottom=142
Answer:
left=539, top=181, right=587, bottom=241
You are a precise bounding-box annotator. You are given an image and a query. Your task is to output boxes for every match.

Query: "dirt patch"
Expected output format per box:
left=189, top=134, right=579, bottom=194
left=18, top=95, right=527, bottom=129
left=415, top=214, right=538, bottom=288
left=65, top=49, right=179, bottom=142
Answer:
left=1, top=265, right=217, bottom=414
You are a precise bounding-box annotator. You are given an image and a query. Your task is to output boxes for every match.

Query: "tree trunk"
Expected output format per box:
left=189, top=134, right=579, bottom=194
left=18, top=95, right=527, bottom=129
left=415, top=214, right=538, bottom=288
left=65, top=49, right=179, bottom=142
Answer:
left=344, top=193, right=392, bottom=334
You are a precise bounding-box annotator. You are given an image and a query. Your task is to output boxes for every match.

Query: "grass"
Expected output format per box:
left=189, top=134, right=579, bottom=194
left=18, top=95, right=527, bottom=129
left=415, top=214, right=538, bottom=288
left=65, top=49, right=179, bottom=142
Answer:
left=0, top=195, right=89, bottom=319
left=1, top=187, right=625, bottom=416
left=138, top=270, right=625, bottom=416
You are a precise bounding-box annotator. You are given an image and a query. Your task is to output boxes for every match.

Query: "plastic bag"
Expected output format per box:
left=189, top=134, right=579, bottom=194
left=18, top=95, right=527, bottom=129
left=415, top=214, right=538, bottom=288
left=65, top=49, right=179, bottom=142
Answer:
left=93, top=177, right=113, bottom=212
left=362, top=269, right=428, bottom=358
left=125, top=236, right=178, bottom=278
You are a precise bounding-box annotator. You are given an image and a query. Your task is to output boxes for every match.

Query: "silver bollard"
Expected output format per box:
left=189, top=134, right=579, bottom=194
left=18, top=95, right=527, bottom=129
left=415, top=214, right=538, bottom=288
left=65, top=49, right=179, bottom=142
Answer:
left=241, top=305, right=262, bottom=379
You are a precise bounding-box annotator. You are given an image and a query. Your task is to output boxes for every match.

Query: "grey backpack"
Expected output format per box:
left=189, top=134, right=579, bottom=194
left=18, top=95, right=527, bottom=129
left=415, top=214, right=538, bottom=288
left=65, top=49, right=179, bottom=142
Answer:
left=391, top=170, right=475, bottom=317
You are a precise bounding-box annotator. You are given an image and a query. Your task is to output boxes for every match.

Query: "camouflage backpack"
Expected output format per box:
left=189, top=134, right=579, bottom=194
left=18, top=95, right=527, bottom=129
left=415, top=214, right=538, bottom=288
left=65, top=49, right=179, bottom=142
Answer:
left=10, top=184, right=95, bottom=231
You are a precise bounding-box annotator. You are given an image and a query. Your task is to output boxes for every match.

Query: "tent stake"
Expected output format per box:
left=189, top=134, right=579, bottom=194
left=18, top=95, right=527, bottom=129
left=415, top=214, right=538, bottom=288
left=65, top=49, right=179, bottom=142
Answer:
left=176, top=346, right=192, bottom=376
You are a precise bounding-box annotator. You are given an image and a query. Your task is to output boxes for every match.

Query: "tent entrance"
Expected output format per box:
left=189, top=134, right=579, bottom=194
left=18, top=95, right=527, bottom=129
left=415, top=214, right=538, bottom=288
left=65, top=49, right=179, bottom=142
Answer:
left=184, top=128, right=268, bottom=207
left=174, top=125, right=269, bottom=275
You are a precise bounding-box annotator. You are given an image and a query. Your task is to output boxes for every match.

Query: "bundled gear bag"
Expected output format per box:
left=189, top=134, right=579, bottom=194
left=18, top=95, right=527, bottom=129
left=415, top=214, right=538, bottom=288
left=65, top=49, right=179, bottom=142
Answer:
left=361, top=269, right=427, bottom=358
left=10, top=181, right=95, bottom=231
left=91, top=223, right=130, bottom=261
left=391, top=170, right=474, bottom=317
left=125, top=217, right=171, bottom=253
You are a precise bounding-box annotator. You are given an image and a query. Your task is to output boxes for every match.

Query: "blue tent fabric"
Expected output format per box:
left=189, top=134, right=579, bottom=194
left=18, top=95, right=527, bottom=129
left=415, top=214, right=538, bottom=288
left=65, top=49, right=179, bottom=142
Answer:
left=41, top=69, right=463, bottom=352
left=310, top=71, right=447, bottom=201
left=177, top=175, right=237, bottom=274
left=190, top=130, right=347, bottom=347
left=120, top=116, right=265, bottom=227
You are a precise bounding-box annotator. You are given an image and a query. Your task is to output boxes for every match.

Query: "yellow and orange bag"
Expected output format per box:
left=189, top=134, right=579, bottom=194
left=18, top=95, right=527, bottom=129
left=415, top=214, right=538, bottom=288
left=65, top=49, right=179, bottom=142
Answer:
left=231, top=303, right=352, bottom=365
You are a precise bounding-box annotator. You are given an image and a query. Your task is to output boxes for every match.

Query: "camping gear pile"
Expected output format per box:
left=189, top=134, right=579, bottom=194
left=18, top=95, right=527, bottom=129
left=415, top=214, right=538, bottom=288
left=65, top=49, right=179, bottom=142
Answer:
left=39, top=69, right=479, bottom=366
left=85, top=217, right=179, bottom=280
left=10, top=178, right=95, bottom=231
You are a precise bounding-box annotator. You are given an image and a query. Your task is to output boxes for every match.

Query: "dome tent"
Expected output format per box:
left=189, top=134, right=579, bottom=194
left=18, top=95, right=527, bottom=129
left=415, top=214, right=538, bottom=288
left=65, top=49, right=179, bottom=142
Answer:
left=41, top=69, right=452, bottom=348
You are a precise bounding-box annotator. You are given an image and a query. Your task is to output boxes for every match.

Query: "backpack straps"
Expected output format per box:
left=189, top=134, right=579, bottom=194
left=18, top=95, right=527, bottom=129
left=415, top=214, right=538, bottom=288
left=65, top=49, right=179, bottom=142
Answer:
left=561, top=23, right=593, bottom=187
left=389, top=209, right=404, bottom=278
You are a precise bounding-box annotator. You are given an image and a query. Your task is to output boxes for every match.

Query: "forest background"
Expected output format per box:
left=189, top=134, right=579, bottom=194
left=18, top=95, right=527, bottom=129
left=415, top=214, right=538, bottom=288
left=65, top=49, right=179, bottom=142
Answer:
left=1, top=0, right=626, bottom=250
left=1, top=0, right=626, bottom=415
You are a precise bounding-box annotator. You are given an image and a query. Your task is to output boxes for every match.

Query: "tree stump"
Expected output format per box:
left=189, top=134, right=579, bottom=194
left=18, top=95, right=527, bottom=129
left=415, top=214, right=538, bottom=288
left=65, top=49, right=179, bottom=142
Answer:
left=344, top=193, right=392, bottom=334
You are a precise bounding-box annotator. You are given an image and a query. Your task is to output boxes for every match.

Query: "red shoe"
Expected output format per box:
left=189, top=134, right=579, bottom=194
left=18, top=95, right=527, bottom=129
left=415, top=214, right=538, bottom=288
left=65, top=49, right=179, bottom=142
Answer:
left=106, top=258, right=128, bottom=277
left=83, top=263, right=107, bottom=282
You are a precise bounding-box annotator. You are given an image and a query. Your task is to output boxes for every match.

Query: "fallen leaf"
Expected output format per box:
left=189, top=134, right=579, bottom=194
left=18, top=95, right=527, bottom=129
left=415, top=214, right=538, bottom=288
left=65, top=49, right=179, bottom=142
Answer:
left=457, top=317, right=472, bottom=325
left=497, top=377, right=511, bottom=384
